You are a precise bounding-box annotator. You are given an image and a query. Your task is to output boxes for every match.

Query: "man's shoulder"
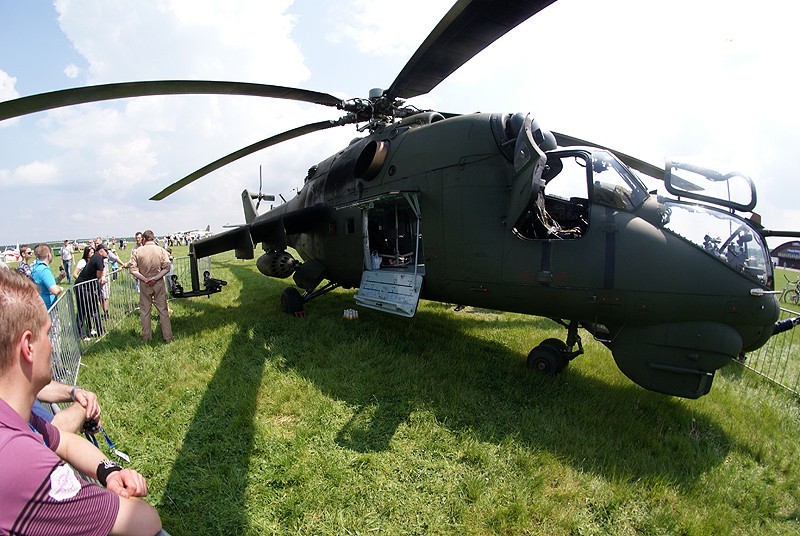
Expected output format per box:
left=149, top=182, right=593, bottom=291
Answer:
left=0, top=416, right=59, bottom=467
left=15, top=263, right=31, bottom=276
left=30, top=262, right=51, bottom=284
left=31, top=260, right=49, bottom=271
left=141, top=243, right=168, bottom=255
left=0, top=424, right=52, bottom=453
left=0, top=398, right=27, bottom=432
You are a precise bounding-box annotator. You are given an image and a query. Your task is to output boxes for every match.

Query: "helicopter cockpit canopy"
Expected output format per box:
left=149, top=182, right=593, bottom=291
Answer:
left=665, top=159, right=757, bottom=212
left=661, top=201, right=771, bottom=284
left=588, top=151, right=649, bottom=210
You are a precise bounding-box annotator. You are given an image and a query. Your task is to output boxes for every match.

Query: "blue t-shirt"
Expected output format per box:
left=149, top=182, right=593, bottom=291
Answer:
left=30, top=260, right=57, bottom=309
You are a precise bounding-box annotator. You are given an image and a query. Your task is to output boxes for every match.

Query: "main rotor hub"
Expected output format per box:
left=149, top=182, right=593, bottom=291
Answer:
left=338, top=90, right=416, bottom=133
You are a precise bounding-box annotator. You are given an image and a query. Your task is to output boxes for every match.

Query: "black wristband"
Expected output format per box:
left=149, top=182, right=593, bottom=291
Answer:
left=96, top=460, right=123, bottom=487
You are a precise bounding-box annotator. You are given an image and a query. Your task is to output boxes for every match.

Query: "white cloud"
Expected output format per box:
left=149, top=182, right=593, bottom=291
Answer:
left=0, top=69, right=19, bottom=101
left=64, top=63, right=81, bottom=78
left=55, top=0, right=309, bottom=85
left=0, top=70, right=21, bottom=128
left=14, top=161, right=60, bottom=185
left=327, top=0, right=452, bottom=56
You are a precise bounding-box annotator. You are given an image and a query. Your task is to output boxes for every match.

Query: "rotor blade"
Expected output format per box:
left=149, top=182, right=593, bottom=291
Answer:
left=150, top=120, right=343, bottom=200
left=0, top=80, right=342, bottom=121
left=386, top=0, right=557, bottom=100
left=760, top=229, right=800, bottom=239
left=552, top=131, right=665, bottom=181
left=553, top=132, right=707, bottom=192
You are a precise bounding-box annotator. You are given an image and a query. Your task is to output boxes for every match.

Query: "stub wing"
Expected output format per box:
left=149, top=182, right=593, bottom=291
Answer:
left=192, top=225, right=254, bottom=260
left=192, top=196, right=331, bottom=260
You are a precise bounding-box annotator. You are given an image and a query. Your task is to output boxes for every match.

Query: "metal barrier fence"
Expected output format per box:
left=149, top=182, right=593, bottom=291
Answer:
left=48, top=273, right=137, bottom=385
left=737, top=306, right=800, bottom=396
left=47, top=255, right=210, bottom=384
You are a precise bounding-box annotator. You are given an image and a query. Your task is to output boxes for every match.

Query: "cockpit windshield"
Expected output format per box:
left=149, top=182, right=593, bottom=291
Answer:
left=590, top=151, right=649, bottom=210
left=662, top=201, right=771, bottom=284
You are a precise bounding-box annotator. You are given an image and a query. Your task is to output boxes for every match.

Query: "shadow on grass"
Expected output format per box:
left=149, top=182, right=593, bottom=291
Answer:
left=154, top=261, right=737, bottom=533
left=155, top=264, right=268, bottom=535
left=281, top=302, right=732, bottom=484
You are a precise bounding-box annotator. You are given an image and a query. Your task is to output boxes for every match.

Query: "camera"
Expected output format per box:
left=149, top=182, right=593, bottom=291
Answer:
left=83, top=418, right=100, bottom=434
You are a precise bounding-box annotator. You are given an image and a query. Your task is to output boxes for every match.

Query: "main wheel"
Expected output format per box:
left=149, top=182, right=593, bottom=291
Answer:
left=526, top=345, right=567, bottom=374
left=540, top=338, right=568, bottom=353
left=787, top=290, right=800, bottom=305
left=280, top=287, right=304, bottom=316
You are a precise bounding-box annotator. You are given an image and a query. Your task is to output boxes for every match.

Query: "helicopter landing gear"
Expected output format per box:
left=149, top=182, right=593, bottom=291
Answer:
left=281, top=288, right=305, bottom=317
left=279, top=281, right=341, bottom=318
left=526, top=321, right=584, bottom=374
left=527, top=344, right=566, bottom=373
left=540, top=337, right=568, bottom=353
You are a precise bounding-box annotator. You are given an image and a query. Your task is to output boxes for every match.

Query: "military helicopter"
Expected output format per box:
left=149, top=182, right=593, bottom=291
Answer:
left=2, top=0, right=798, bottom=399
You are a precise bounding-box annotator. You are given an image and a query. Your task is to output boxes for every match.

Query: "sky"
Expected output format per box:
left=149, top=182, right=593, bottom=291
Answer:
left=1, top=0, right=799, bottom=249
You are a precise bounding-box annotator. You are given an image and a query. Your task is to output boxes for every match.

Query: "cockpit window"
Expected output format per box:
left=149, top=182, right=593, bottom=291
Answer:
left=513, top=152, right=589, bottom=240
left=512, top=149, right=648, bottom=241
left=590, top=151, right=648, bottom=210
left=662, top=201, right=771, bottom=284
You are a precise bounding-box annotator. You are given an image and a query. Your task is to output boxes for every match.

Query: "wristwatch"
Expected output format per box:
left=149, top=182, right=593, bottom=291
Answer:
left=69, top=386, right=83, bottom=401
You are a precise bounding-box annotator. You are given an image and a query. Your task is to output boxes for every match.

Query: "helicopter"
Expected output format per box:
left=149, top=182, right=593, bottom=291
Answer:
left=2, top=0, right=799, bottom=399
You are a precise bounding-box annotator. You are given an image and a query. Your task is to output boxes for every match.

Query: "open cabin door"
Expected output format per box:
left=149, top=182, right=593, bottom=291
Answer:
left=340, top=192, right=424, bottom=317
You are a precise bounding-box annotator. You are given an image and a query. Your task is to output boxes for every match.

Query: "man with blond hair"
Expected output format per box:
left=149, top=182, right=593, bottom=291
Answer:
left=0, top=268, right=162, bottom=535
left=128, top=230, right=173, bottom=343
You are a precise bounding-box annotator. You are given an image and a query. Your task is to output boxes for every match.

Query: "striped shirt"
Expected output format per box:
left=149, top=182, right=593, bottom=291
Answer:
left=0, top=398, right=119, bottom=535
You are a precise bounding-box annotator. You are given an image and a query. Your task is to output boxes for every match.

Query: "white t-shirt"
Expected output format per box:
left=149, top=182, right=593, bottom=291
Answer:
left=74, top=258, right=87, bottom=275
left=60, top=245, right=74, bottom=261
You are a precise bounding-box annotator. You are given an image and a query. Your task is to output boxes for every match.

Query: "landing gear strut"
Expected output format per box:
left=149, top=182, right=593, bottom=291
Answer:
left=280, top=280, right=341, bottom=318
left=278, top=259, right=341, bottom=317
left=526, top=320, right=584, bottom=374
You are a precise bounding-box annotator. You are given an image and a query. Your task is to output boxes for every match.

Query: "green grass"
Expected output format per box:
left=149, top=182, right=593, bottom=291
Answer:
left=76, top=250, right=800, bottom=535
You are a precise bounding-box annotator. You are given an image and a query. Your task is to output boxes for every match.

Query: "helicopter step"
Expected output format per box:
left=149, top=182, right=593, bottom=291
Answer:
left=354, top=270, right=423, bottom=318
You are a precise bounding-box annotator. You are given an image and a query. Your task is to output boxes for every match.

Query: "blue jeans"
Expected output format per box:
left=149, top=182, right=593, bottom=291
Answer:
left=62, top=258, right=73, bottom=283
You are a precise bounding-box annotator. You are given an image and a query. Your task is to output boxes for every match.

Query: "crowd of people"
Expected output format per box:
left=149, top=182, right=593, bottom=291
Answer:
left=0, top=230, right=177, bottom=534
left=7, top=233, right=175, bottom=344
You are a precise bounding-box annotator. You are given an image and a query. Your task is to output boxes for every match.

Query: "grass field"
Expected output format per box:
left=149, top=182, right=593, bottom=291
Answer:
left=76, top=247, right=800, bottom=535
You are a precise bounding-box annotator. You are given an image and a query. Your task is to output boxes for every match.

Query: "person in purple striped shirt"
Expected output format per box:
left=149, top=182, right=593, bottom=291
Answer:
left=0, top=268, right=162, bottom=535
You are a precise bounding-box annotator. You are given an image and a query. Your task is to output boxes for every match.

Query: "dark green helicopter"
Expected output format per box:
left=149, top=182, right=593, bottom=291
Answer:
left=2, top=0, right=798, bottom=399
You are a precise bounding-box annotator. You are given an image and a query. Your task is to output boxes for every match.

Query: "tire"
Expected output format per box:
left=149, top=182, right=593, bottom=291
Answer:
left=540, top=338, right=568, bottom=353
left=526, top=345, right=566, bottom=374
left=788, top=290, right=800, bottom=305
left=280, top=287, right=304, bottom=315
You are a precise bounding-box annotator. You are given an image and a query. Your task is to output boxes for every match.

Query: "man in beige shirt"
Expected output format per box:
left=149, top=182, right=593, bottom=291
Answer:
left=128, top=230, right=173, bottom=343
